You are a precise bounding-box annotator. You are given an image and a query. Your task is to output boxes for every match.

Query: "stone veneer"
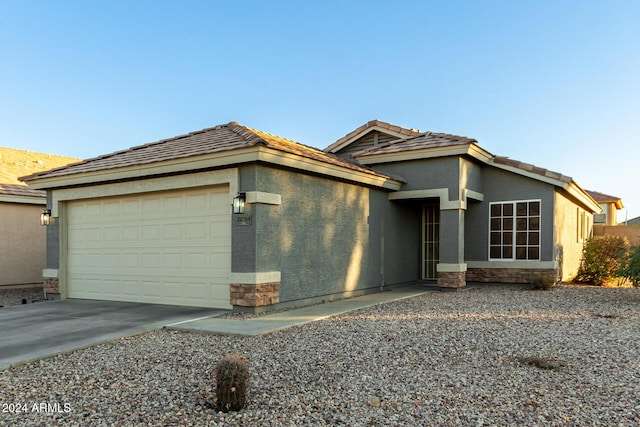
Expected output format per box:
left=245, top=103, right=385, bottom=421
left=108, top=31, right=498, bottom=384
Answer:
left=230, top=282, right=280, bottom=307
left=438, top=271, right=466, bottom=288
left=43, top=277, right=59, bottom=296
left=466, top=268, right=558, bottom=284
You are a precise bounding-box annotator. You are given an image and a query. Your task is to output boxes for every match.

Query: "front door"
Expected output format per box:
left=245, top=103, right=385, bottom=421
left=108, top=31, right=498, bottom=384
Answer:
left=422, top=203, right=440, bottom=280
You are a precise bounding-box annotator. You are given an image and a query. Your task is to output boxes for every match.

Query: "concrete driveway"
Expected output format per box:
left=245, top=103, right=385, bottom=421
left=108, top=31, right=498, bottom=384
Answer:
left=0, top=299, right=225, bottom=369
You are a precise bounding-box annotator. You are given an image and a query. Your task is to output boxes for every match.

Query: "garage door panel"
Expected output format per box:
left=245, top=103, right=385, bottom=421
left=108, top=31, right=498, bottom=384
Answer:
left=67, top=186, right=231, bottom=308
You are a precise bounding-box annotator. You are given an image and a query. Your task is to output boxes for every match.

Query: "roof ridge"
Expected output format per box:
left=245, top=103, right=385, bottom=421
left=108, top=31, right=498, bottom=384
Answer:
left=225, top=122, right=268, bottom=146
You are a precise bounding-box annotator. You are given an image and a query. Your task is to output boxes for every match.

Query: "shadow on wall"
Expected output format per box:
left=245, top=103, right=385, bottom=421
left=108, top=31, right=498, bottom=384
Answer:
left=262, top=172, right=370, bottom=297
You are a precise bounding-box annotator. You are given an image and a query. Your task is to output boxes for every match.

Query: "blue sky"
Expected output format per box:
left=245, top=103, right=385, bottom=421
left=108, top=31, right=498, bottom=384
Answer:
left=1, top=1, right=638, bottom=219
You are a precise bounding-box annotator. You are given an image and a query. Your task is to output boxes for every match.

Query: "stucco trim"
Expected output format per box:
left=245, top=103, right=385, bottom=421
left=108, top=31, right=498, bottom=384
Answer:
left=0, top=194, right=45, bottom=205
left=464, top=189, right=484, bottom=202
left=50, top=169, right=239, bottom=217
left=437, top=263, right=468, bottom=272
left=230, top=271, right=282, bottom=284
left=43, top=269, right=59, bottom=278
left=466, top=261, right=558, bottom=269
left=356, top=143, right=494, bottom=166
left=245, top=191, right=281, bottom=205
left=389, top=188, right=477, bottom=210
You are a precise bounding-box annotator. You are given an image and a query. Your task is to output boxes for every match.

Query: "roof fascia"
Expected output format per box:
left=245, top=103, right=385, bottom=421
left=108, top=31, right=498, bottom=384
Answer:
left=328, top=126, right=415, bottom=154
left=564, top=183, right=602, bottom=213
left=24, top=146, right=403, bottom=191
left=22, top=147, right=261, bottom=190
left=255, top=147, right=403, bottom=190
left=0, top=194, right=45, bottom=204
left=492, top=161, right=600, bottom=212
left=356, top=143, right=493, bottom=165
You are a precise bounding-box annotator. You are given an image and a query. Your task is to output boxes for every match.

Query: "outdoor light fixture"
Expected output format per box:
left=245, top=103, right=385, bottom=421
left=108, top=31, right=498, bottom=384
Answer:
left=232, top=192, right=246, bottom=214
left=40, top=209, right=52, bottom=226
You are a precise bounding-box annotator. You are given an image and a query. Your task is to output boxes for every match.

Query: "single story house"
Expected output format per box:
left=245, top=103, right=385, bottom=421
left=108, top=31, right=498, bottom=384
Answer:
left=0, top=147, right=79, bottom=288
left=21, top=120, right=601, bottom=311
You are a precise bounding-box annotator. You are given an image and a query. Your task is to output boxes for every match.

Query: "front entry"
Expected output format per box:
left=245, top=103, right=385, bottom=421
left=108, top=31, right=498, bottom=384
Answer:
left=422, top=203, right=440, bottom=280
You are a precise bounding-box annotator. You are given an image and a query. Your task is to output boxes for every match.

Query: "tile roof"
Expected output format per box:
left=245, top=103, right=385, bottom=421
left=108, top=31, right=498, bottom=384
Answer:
left=353, top=131, right=478, bottom=157
left=324, top=119, right=422, bottom=153
left=493, top=156, right=572, bottom=184
left=585, top=190, right=621, bottom=203
left=0, top=183, right=45, bottom=198
left=21, top=122, right=391, bottom=182
left=0, top=147, right=79, bottom=198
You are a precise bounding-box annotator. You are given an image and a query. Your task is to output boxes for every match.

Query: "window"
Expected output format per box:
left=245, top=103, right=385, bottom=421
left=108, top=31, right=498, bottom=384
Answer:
left=489, top=200, right=541, bottom=261
left=577, top=208, right=587, bottom=243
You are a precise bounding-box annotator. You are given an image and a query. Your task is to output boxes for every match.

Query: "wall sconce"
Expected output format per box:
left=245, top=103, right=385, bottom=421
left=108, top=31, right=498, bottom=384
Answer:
left=232, top=193, right=246, bottom=214
left=40, top=209, right=52, bottom=226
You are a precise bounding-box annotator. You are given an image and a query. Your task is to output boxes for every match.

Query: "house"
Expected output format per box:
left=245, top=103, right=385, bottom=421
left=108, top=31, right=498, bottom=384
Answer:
left=586, top=190, right=623, bottom=226
left=0, top=147, right=79, bottom=289
left=626, top=216, right=640, bottom=226
left=21, top=121, right=601, bottom=311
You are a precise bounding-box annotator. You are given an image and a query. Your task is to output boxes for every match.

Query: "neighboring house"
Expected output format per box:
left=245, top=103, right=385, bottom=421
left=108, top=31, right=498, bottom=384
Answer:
left=0, top=147, right=79, bottom=287
left=626, top=216, right=640, bottom=226
left=586, top=190, right=623, bottom=226
left=21, top=121, right=601, bottom=311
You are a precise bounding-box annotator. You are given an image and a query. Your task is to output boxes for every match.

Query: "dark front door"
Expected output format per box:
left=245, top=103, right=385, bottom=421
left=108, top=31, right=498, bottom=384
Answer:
left=422, top=203, right=440, bottom=280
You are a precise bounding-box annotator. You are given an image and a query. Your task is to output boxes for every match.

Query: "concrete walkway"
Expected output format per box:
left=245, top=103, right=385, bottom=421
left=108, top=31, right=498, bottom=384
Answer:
left=1, top=284, right=430, bottom=369
left=167, top=284, right=430, bottom=336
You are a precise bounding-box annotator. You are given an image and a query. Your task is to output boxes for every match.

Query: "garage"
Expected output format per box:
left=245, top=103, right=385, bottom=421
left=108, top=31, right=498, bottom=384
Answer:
left=66, top=185, right=231, bottom=308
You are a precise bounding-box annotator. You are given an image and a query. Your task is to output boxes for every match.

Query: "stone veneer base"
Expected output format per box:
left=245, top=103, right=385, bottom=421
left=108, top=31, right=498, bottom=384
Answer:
left=466, top=268, right=558, bottom=284
left=230, top=282, right=280, bottom=307
left=43, top=277, right=60, bottom=296
left=438, top=271, right=466, bottom=288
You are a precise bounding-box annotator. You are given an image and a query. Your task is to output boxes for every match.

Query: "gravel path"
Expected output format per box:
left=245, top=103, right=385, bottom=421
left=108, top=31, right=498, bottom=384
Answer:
left=1, top=285, right=639, bottom=426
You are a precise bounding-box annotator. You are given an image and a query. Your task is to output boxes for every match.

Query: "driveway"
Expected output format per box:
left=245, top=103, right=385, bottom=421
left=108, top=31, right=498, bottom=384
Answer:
left=0, top=299, right=225, bottom=369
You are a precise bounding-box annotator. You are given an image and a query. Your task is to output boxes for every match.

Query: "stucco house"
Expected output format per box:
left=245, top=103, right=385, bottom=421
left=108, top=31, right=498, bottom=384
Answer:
left=0, top=147, right=79, bottom=289
left=586, top=190, right=623, bottom=226
left=21, top=120, right=601, bottom=311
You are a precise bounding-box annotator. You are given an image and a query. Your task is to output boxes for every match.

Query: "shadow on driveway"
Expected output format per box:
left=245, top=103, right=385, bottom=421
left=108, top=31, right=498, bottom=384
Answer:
left=0, top=299, right=226, bottom=369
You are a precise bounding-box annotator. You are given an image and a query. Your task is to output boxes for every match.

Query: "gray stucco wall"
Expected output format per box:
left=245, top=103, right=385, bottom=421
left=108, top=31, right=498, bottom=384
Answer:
left=46, top=192, right=60, bottom=270
left=371, top=157, right=463, bottom=200
left=464, top=167, right=556, bottom=262
left=234, top=165, right=419, bottom=303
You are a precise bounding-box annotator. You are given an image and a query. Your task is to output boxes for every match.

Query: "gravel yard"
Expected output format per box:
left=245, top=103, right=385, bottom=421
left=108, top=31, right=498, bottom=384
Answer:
left=2, top=285, right=639, bottom=426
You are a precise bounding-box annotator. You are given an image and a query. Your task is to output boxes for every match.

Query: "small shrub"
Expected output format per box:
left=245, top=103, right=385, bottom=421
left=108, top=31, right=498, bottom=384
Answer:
left=213, top=354, right=250, bottom=412
left=575, top=235, right=629, bottom=285
left=530, top=274, right=554, bottom=291
left=619, top=244, right=640, bottom=288
left=519, top=356, right=566, bottom=371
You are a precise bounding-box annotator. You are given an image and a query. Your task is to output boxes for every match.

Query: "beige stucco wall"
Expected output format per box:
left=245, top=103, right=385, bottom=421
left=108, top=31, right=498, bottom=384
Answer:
left=593, top=224, right=640, bottom=246
left=554, top=191, right=590, bottom=281
left=0, top=202, right=46, bottom=285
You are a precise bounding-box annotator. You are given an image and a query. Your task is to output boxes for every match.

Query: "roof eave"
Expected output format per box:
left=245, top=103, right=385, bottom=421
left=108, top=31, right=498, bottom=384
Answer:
left=491, top=161, right=600, bottom=212
left=354, top=143, right=493, bottom=165
left=22, top=146, right=403, bottom=192
left=0, top=193, right=46, bottom=204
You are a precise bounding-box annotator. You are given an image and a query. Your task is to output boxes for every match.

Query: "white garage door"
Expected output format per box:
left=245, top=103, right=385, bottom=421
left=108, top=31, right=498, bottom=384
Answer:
left=66, top=185, right=231, bottom=308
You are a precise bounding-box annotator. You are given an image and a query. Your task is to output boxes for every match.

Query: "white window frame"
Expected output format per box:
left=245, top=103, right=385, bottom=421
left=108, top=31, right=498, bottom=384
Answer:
left=488, top=199, right=541, bottom=261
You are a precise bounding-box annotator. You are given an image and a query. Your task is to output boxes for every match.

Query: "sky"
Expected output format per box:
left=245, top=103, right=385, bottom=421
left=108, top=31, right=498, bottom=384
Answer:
left=1, top=1, right=638, bottom=220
